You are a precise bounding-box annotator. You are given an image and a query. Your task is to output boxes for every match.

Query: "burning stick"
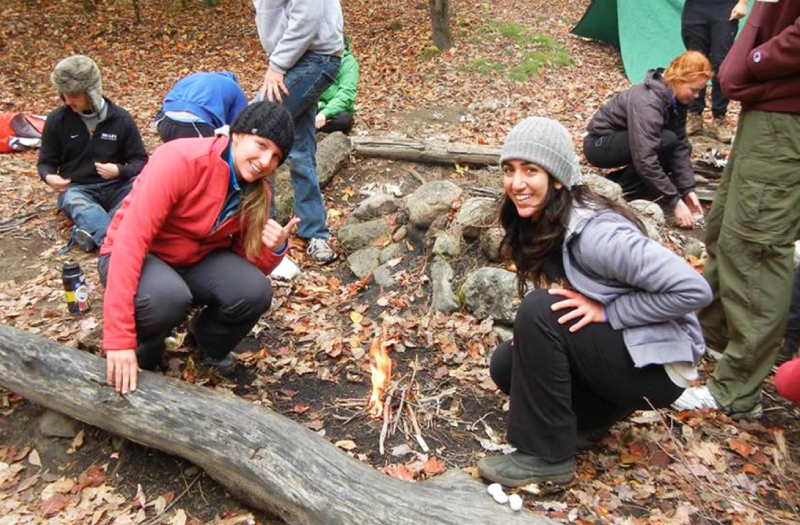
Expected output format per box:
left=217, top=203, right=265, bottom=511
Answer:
left=367, top=329, right=392, bottom=419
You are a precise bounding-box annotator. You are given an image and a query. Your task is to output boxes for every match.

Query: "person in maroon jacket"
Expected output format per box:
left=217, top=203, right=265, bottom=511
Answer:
left=100, top=101, right=296, bottom=394
left=673, top=0, right=800, bottom=419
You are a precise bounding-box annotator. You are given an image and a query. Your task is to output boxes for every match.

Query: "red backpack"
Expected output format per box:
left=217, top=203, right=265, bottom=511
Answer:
left=0, top=112, right=46, bottom=153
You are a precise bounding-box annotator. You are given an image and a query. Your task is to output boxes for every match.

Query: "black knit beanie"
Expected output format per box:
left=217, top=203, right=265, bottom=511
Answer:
left=230, top=101, right=294, bottom=165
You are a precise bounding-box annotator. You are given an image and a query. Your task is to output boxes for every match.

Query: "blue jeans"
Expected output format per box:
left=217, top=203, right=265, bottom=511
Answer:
left=280, top=52, right=341, bottom=240
left=58, top=178, right=134, bottom=245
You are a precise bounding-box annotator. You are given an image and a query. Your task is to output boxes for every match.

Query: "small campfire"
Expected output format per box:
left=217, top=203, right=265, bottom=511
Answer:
left=367, top=328, right=392, bottom=419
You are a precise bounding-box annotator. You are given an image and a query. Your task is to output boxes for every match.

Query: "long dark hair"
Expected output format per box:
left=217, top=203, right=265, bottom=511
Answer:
left=500, top=179, right=644, bottom=296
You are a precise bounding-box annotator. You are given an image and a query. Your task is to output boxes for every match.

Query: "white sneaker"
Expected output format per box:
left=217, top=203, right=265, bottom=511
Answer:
left=672, top=386, right=720, bottom=411
left=306, top=238, right=337, bottom=264
left=270, top=257, right=301, bottom=280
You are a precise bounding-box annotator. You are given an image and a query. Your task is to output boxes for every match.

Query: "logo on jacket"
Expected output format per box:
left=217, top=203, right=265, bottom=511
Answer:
left=100, top=133, right=118, bottom=141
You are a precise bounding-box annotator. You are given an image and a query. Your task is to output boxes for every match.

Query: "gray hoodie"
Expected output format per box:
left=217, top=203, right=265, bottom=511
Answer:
left=253, top=0, right=344, bottom=75
left=563, top=205, right=711, bottom=369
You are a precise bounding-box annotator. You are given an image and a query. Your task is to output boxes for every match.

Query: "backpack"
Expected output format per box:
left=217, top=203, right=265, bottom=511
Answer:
left=0, top=112, right=46, bottom=153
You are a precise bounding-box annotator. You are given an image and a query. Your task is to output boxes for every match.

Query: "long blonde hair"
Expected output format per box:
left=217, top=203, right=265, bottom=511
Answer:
left=663, top=50, right=712, bottom=87
left=240, top=179, right=271, bottom=259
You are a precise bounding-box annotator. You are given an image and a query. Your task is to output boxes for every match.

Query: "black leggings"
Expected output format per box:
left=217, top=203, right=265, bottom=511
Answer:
left=319, top=110, right=354, bottom=135
left=99, top=250, right=272, bottom=370
left=489, top=289, right=683, bottom=461
left=156, top=116, right=215, bottom=143
left=583, top=130, right=679, bottom=202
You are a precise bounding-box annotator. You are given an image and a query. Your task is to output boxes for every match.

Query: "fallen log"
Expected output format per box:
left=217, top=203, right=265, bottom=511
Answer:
left=0, top=323, right=555, bottom=525
left=351, top=136, right=501, bottom=166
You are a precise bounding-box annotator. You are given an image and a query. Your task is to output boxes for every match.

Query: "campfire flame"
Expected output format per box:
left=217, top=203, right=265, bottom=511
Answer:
left=367, top=331, right=392, bottom=418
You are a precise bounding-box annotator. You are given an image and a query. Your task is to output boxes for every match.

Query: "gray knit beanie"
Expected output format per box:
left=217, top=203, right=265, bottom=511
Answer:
left=500, top=117, right=581, bottom=189
left=230, top=101, right=294, bottom=166
left=51, top=55, right=103, bottom=114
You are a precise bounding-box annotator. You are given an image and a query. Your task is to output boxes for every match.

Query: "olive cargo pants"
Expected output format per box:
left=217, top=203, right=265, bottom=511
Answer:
left=701, top=110, right=800, bottom=412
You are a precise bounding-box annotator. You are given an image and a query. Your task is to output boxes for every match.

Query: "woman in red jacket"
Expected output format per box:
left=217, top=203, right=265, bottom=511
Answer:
left=100, top=101, right=297, bottom=394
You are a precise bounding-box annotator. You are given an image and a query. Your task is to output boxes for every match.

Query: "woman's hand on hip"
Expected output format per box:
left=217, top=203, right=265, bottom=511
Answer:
left=261, top=217, right=301, bottom=253
left=106, top=349, right=139, bottom=394
left=549, top=288, right=607, bottom=333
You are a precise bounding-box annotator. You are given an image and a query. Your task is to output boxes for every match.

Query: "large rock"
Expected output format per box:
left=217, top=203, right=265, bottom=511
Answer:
left=480, top=227, right=505, bottom=262
left=628, top=199, right=665, bottom=241
left=273, top=132, right=351, bottom=223
left=39, top=409, right=80, bottom=438
left=338, top=218, right=392, bottom=253
left=405, top=181, right=463, bottom=228
left=347, top=247, right=382, bottom=279
left=379, top=243, right=407, bottom=264
left=455, top=197, right=499, bottom=239
left=432, top=230, right=463, bottom=258
left=583, top=173, right=623, bottom=203
left=430, top=257, right=459, bottom=313
left=352, top=193, right=402, bottom=220
left=460, top=268, right=519, bottom=324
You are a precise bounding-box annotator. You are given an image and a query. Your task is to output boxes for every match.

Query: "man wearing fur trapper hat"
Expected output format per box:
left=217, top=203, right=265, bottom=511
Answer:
left=37, top=55, right=148, bottom=252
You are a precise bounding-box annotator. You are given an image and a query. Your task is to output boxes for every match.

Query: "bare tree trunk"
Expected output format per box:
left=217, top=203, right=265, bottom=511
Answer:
left=429, top=0, right=453, bottom=50
left=132, top=0, right=141, bottom=24
left=0, top=323, right=556, bottom=525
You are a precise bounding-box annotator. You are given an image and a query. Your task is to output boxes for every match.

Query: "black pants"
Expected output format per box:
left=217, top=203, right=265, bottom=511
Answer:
left=99, top=250, right=273, bottom=370
left=681, top=0, right=739, bottom=119
left=319, top=110, right=354, bottom=135
left=583, top=130, right=679, bottom=202
left=785, top=264, right=800, bottom=349
left=489, top=289, right=683, bottom=461
left=156, top=116, right=215, bottom=143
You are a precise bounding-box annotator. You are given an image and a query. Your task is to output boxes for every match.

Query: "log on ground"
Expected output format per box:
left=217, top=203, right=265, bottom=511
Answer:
left=0, top=323, right=556, bottom=525
left=351, top=136, right=501, bottom=166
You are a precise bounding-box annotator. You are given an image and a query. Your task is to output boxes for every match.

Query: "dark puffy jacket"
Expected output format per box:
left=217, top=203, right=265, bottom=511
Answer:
left=586, top=69, right=694, bottom=209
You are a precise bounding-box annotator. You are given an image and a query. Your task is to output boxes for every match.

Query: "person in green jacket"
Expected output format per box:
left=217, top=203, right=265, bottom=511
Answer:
left=315, top=41, right=359, bottom=134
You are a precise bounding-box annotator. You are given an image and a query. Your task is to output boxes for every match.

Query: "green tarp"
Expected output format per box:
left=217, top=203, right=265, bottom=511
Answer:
left=573, top=0, right=752, bottom=84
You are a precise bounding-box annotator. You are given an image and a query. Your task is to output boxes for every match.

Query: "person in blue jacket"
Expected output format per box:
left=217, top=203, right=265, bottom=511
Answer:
left=477, top=117, right=712, bottom=488
left=155, top=72, right=248, bottom=142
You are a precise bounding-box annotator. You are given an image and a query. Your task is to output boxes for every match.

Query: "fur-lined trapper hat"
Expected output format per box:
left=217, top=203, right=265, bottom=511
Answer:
left=51, top=55, right=103, bottom=113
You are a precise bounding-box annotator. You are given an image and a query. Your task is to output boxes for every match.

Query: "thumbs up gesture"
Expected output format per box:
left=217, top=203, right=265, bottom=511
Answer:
left=262, top=217, right=301, bottom=252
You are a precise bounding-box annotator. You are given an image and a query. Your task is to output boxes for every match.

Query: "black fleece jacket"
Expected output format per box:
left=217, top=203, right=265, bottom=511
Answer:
left=37, top=98, right=148, bottom=185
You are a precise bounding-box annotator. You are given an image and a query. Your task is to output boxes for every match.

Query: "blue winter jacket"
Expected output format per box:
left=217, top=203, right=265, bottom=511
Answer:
left=562, top=205, right=712, bottom=368
left=160, top=72, right=248, bottom=129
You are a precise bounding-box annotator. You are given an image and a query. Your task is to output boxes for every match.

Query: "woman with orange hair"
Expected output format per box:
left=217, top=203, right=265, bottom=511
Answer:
left=583, top=51, right=713, bottom=229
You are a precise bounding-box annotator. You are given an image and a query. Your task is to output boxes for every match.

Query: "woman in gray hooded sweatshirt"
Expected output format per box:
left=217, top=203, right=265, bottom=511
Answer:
left=477, top=117, right=712, bottom=488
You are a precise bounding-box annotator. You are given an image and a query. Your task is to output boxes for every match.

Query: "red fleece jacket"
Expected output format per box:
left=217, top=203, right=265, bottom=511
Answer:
left=776, top=358, right=800, bottom=403
left=100, top=135, right=283, bottom=351
left=719, top=0, right=800, bottom=113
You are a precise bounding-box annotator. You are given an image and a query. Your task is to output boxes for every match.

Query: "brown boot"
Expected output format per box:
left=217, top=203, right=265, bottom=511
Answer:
left=686, top=113, right=703, bottom=136
left=708, top=117, right=733, bottom=144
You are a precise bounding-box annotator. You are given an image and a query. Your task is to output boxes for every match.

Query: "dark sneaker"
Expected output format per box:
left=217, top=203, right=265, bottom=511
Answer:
left=203, top=353, right=236, bottom=377
left=74, top=228, right=96, bottom=252
left=477, top=452, right=575, bottom=487
left=776, top=342, right=796, bottom=366
left=306, top=238, right=338, bottom=264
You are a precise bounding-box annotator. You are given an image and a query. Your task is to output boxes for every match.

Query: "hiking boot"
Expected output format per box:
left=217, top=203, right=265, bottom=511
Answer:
left=672, top=386, right=763, bottom=420
left=707, top=117, right=733, bottom=144
left=576, top=427, right=608, bottom=451
left=477, top=451, right=575, bottom=487
left=307, top=238, right=337, bottom=264
left=776, top=341, right=796, bottom=366
left=686, top=113, right=703, bottom=136
left=74, top=228, right=96, bottom=252
left=203, top=353, right=236, bottom=377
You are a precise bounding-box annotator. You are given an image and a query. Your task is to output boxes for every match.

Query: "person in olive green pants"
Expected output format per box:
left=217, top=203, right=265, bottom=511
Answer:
left=672, top=0, right=800, bottom=419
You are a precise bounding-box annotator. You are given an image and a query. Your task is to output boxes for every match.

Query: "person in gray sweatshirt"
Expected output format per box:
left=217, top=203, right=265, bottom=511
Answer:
left=477, top=117, right=712, bottom=488
left=253, top=0, right=344, bottom=264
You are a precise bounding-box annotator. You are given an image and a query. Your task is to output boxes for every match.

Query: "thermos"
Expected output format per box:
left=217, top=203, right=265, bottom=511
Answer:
left=62, top=261, right=91, bottom=314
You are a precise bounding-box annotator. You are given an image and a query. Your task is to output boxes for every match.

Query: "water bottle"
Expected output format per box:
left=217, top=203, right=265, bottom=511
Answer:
left=62, top=261, right=91, bottom=314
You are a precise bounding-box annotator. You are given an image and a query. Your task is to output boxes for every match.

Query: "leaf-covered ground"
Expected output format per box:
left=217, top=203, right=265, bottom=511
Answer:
left=0, top=0, right=799, bottom=524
